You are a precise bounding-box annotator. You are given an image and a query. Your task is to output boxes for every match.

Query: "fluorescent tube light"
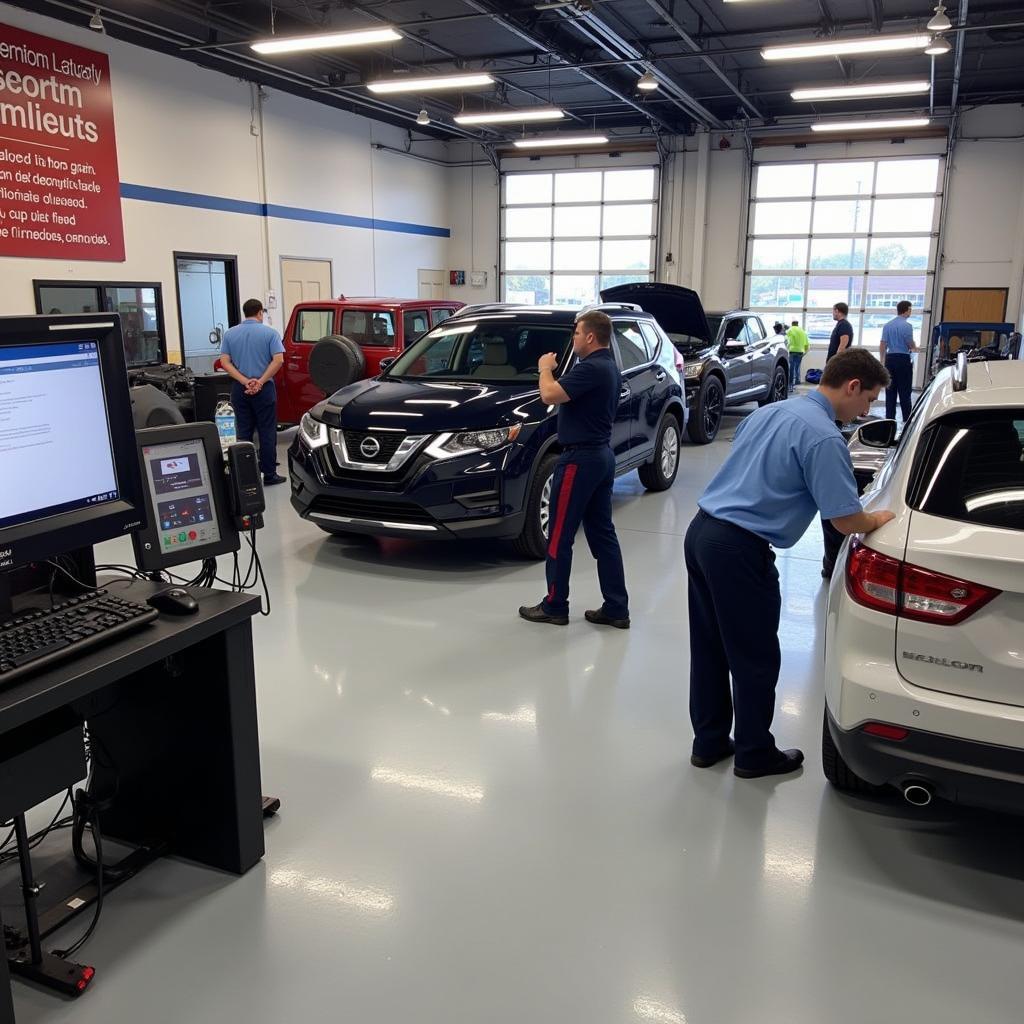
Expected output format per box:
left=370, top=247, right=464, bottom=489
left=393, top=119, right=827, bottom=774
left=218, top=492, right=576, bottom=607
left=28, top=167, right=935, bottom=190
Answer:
left=454, top=107, right=565, bottom=125
left=791, top=81, right=930, bottom=101
left=811, top=117, right=931, bottom=132
left=252, top=27, right=401, bottom=54
left=513, top=134, right=609, bottom=149
left=763, top=34, right=931, bottom=61
left=368, top=73, right=494, bottom=94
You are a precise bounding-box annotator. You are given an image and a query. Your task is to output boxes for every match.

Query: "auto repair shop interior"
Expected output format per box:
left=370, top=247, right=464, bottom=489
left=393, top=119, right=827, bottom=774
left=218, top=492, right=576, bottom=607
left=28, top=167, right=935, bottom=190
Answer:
left=0, top=1, right=1022, bottom=1022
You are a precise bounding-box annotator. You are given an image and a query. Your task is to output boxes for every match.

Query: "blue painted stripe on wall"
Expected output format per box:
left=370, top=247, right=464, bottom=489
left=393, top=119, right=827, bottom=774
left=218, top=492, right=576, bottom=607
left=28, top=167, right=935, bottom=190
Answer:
left=119, top=183, right=451, bottom=238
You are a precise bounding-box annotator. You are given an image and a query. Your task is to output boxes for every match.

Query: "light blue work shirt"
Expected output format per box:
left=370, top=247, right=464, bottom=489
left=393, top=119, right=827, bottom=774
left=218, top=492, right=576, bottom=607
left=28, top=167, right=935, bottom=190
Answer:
left=698, top=391, right=863, bottom=548
left=220, top=318, right=284, bottom=380
left=881, top=316, right=914, bottom=355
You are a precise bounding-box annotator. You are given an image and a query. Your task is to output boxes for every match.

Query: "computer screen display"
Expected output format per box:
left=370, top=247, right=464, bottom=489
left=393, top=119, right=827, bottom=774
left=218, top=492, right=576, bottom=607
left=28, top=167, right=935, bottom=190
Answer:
left=141, top=437, right=222, bottom=557
left=0, top=340, right=120, bottom=531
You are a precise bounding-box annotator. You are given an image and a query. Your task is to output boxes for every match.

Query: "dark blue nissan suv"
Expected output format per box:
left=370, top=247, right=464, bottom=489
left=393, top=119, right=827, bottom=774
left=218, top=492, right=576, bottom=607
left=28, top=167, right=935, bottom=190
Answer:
left=288, top=302, right=687, bottom=559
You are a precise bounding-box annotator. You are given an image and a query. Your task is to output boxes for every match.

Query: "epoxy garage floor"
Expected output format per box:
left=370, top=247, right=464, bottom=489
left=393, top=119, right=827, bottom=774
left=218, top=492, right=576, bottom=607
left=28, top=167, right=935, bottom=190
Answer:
left=13, top=414, right=1024, bottom=1024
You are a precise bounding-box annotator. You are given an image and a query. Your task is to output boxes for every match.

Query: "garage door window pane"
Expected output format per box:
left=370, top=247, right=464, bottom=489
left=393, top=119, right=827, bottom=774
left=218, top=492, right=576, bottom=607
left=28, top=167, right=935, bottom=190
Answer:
left=814, top=162, right=874, bottom=197
left=505, top=275, right=551, bottom=304
left=604, top=168, right=656, bottom=202
left=750, top=238, right=808, bottom=271
left=601, top=273, right=649, bottom=291
left=755, top=163, right=814, bottom=198
left=554, top=240, right=600, bottom=271
left=505, top=241, right=551, bottom=271
left=748, top=276, right=804, bottom=307
left=862, top=312, right=923, bottom=348
left=553, top=205, right=601, bottom=237
left=872, top=198, right=935, bottom=232
left=506, top=174, right=552, bottom=205
left=875, top=158, right=940, bottom=194
left=813, top=200, right=870, bottom=234
left=864, top=275, right=927, bottom=309
left=809, top=237, right=867, bottom=270
left=869, top=237, right=930, bottom=269
left=506, top=207, right=552, bottom=238
left=603, top=204, right=654, bottom=236
left=753, top=201, right=811, bottom=235
left=555, top=171, right=602, bottom=203
left=807, top=276, right=864, bottom=308
left=552, top=274, right=599, bottom=306
left=601, top=239, right=651, bottom=271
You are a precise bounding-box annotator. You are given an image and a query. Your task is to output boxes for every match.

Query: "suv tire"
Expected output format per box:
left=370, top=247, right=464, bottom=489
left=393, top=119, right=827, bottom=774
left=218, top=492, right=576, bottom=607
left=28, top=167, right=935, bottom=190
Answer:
left=513, top=452, right=558, bottom=561
left=822, top=710, right=885, bottom=795
left=309, top=335, right=366, bottom=395
left=758, top=363, right=789, bottom=407
left=638, top=415, right=681, bottom=491
left=686, top=374, right=725, bottom=445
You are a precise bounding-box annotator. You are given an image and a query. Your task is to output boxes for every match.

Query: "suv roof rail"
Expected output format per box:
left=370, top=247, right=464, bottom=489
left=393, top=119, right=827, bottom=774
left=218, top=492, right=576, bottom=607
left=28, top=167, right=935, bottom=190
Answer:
left=580, top=302, right=645, bottom=315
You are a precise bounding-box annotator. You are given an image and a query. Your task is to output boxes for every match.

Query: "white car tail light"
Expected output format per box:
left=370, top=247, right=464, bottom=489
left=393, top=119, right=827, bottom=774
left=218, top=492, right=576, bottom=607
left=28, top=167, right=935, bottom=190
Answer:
left=845, top=539, right=1001, bottom=626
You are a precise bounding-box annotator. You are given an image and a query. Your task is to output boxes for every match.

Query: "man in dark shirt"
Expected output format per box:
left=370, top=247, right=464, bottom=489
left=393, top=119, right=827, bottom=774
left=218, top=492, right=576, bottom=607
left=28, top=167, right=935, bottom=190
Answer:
left=519, top=311, right=630, bottom=629
left=827, top=302, right=853, bottom=361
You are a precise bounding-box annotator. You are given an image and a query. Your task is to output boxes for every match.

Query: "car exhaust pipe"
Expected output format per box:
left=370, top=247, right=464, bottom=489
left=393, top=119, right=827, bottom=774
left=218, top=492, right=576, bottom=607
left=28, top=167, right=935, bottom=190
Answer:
left=902, top=782, right=934, bottom=807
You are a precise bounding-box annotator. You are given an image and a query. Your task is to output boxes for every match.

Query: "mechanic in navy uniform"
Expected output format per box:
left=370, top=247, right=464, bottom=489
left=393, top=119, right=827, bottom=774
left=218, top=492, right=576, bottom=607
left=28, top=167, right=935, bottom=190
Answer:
left=519, top=310, right=630, bottom=629
left=685, top=349, right=894, bottom=779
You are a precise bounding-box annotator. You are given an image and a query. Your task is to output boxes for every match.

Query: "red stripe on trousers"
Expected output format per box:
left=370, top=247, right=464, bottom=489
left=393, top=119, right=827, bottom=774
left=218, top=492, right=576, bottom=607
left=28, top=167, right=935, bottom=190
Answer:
left=547, top=463, right=578, bottom=559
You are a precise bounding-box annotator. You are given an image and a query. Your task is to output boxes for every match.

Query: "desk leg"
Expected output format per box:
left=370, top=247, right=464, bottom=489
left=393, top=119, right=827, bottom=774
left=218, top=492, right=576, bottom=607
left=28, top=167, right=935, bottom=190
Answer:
left=87, top=620, right=265, bottom=875
left=0, top=908, right=14, bottom=1024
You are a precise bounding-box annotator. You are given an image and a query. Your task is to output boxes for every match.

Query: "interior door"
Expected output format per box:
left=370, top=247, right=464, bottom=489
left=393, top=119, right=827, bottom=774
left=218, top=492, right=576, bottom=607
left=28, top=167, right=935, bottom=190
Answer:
left=941, top=287, right=1008, bottom=323
left=417, top=269, right=446, bottom=299
left=175, top=255, right=238, bottom=375
left=281, top=258, right=333, bottom=329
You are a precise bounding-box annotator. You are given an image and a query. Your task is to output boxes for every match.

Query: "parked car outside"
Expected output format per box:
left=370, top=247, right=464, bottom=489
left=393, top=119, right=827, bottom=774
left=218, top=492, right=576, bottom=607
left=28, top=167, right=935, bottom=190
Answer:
left=600, top=283, right=790, bottom=443
left=288, top=303, right=686, bottom=559
left=823, top=357, right=1024, bottom=814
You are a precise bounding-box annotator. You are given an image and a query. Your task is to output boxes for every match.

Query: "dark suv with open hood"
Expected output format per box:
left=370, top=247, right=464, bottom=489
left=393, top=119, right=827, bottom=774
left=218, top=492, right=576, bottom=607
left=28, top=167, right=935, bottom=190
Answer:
left=602, top=283, right=790, bottom=444
left=288, top=303, right=686, bottom=559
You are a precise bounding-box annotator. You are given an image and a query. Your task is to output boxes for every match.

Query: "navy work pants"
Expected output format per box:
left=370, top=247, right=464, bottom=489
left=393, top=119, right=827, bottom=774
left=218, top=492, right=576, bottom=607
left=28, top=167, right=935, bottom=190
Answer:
left=542, top=446, right=629, bottom=620
left=684, top=510, right=782, bottom=771
left=885, top=352, right=913, bottom=422
left=232, top=380, right=278, bottom=477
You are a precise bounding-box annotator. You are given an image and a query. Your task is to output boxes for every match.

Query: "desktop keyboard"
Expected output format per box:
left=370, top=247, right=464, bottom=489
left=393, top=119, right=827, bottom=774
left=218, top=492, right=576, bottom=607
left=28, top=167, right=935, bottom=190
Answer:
left=0, top=589, right=158, bottom=687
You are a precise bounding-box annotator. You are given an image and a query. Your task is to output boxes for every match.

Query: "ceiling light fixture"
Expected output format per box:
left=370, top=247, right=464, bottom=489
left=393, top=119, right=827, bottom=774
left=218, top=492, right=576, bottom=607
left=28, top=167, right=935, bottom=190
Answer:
left=763, top=33, right=932, bottom=61
left=89, top=8, right=104, bottom=32
left=513, top=134, right=609, bottom=149
left=251, top=26, right=401, bottom=54
left=927, top=3, right=953, bottom=33
left=416, top=109, right=430, bottom=126
left=811, top=117, right=931, bottom=133
left=925, top=35, right=952, bottom=55
left=791, top=80, right=931, bottom=101
left=454, top=107, right=565, bottom=125
left=637, top=70, right=659, bottom=92
left=367, top=72, right=495, bottom=95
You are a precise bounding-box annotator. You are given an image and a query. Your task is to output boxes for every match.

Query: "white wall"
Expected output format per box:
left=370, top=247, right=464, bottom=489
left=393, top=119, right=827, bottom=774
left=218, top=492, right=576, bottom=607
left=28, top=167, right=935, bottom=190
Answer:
left=0, top=3, right=453, bottom=359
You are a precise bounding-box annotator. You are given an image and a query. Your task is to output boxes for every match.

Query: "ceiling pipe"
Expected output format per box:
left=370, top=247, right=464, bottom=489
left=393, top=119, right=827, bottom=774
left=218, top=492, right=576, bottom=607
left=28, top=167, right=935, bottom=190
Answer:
left=950, top=0, right=970, bottom=112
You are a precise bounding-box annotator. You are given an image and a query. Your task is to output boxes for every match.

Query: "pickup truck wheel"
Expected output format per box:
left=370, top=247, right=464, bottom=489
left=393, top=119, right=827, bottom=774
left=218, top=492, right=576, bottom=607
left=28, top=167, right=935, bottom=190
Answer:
left=512, top=453, right=558, bottom=560
left=686, top=375, right=724, bottom=444
left=309, top=335, right=366, bottom=396
left=638, top=415, right=681, bottom=491
left=822, top=710, right=886, bottom=795
left=758, top=364, right=789, bottom=407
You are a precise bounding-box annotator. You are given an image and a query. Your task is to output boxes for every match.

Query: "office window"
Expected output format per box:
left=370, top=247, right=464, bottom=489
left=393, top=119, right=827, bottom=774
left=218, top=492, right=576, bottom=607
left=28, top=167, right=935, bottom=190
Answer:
left=744, top=157, right=941, bottom=350
left=501, top=168, right=658, bottom=306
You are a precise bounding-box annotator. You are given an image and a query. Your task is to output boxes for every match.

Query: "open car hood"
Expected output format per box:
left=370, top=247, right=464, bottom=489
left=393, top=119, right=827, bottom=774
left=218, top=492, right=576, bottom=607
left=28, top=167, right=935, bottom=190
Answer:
left=600, top=282, right=712, bottom=345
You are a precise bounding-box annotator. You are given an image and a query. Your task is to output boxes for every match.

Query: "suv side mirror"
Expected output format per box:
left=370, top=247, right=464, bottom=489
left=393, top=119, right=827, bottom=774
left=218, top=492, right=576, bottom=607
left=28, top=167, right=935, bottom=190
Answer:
left=379, top=357, right=395, bottom=372
left=723, top=339, right=746, bottom=354
left=854, top=418, right=898, bottom=449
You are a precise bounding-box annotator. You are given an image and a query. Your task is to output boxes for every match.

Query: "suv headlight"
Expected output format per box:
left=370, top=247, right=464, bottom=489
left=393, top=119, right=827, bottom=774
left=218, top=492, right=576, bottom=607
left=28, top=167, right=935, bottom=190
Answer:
left=299, top=412, right=329, bottom=450
left=684, top=361, right=705, bottom=379
left=427, top=424, right=522, bottom=460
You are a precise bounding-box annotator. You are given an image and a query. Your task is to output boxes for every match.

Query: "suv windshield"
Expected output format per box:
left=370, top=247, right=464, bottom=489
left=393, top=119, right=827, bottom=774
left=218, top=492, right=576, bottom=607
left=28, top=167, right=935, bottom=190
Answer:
left=386, top=319, right=573, bottom=382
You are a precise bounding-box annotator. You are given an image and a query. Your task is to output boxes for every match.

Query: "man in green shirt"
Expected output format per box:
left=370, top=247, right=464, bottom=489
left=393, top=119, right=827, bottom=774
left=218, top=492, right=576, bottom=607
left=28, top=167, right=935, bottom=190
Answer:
left=786, top=320, right=810, bottom=389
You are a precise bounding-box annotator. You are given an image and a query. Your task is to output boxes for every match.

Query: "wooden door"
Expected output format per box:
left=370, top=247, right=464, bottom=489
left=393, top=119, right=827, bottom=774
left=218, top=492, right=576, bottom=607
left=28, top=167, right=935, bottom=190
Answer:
left=281, top=258, right=333, bottom=329
left=941, top=287, right=1008, bottom=323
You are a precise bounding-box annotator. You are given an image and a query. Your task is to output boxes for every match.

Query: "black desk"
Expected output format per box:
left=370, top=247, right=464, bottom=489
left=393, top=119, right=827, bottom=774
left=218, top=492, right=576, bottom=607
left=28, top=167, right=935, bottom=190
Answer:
left=0, top=580, right=265, bottom=1023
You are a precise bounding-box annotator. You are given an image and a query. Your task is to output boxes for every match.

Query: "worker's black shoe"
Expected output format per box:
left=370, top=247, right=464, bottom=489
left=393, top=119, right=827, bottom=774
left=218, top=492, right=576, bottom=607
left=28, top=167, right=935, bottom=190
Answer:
left=690, top=739, right=736, bottom=768
left=734, top=748, right=804, bottom=779
left=518, top=604, right=568, bottom=626
left=263, top=473, right=287, bottom=486
left=584, top=609, right=630, bottom=630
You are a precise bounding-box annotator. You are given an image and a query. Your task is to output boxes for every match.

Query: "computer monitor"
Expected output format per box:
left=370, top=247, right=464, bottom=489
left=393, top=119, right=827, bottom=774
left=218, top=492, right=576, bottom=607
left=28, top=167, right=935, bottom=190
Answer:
left=131, top=423, right=240, bottom=571
left=0, top=314, right=147, bottom=571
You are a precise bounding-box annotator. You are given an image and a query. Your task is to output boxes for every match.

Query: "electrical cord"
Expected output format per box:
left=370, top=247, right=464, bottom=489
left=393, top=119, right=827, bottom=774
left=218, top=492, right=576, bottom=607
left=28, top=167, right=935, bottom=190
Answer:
left=54, top=800, right=104, bottom=961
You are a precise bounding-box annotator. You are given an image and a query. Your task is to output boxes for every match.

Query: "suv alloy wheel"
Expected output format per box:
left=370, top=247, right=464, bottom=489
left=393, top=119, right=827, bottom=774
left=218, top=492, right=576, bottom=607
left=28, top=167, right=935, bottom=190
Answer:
left=687, top=375, right=725, bottom=444
left=513, top=452, right=559, bottom=560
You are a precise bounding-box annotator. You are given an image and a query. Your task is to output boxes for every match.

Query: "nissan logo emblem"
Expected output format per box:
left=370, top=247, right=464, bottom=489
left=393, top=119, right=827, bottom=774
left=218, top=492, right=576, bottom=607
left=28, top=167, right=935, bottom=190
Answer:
left=360, top=435, right=382, bottom=459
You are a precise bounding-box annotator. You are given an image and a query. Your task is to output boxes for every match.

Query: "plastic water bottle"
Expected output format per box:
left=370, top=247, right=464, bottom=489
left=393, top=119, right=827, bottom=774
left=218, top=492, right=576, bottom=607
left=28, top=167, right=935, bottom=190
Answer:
left=215, top=400, right=236, bottom=450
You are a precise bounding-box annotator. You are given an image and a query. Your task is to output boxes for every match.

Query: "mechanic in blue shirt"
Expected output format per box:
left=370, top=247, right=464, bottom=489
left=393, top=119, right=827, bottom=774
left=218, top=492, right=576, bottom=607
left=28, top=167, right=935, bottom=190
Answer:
left=880, top=300, right=918, bottom=423
left=220, top=298, right=287, bottom=485
left=519, top=310, right=630, bottom=629
left=685, top=349, right=894, bottom=779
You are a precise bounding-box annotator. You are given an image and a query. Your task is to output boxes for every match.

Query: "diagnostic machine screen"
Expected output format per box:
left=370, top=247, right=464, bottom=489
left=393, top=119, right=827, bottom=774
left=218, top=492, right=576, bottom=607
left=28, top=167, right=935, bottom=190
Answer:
left=0, top=341, right=119, bottom=529
left=142, top=438, right=222, bottom=555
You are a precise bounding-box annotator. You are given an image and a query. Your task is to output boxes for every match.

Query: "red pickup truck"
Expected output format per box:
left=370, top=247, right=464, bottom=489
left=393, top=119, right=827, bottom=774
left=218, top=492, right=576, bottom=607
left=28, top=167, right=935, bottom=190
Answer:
left=269, top=297, right=464, bottom=425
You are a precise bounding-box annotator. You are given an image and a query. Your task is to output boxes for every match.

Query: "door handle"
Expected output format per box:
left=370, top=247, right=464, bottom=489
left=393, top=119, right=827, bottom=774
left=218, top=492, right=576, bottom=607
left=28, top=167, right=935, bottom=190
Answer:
left=619, top=387, right=631, bottom=400
left=655, top=370, right=667, bottom=382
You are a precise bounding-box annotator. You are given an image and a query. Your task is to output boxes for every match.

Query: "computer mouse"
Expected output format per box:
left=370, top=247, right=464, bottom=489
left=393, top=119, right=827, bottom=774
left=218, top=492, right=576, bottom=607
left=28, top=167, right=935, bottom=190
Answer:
left=147, top=587, right=199, bottom=616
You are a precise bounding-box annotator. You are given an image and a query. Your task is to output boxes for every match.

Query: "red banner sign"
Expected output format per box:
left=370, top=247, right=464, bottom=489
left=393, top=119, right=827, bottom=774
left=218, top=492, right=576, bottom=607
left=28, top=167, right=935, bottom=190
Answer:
left=0, top=22, right=124, bottom=261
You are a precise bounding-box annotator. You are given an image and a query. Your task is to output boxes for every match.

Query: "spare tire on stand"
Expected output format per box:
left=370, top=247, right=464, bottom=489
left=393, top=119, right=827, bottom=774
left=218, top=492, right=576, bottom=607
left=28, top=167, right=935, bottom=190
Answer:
left=308, top=335, right=366, bottom=396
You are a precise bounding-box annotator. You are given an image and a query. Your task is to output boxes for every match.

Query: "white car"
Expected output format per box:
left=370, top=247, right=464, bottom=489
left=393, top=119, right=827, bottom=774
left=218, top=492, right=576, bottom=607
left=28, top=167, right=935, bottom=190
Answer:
left=823, top=356, right=1024, bottom=813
